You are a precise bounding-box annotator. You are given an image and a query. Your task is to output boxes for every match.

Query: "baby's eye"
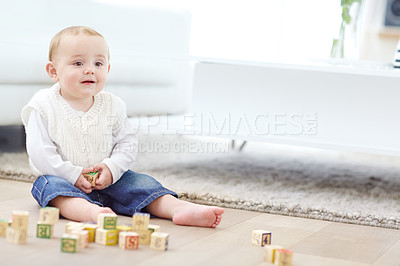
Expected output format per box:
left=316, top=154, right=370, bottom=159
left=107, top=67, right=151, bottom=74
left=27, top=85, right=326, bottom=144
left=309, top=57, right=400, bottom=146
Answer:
left=73, top=62, right=83, bottom=66
left=95, top=62, right=103, bottom=67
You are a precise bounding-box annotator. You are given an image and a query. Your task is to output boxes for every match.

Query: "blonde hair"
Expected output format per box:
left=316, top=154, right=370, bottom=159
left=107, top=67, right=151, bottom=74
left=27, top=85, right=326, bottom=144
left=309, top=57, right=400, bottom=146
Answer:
left=49, top=26, right=110, bottom=61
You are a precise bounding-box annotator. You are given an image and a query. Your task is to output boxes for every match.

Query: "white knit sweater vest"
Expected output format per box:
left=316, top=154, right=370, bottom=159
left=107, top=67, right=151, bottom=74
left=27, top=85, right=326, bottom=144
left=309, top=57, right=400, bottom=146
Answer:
left=21, top=83, right=126, bottom=168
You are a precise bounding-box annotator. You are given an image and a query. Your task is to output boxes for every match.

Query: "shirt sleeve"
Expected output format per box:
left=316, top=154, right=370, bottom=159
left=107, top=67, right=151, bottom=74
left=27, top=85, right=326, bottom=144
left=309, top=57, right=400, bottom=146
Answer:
left=26, top=109, right=83, bottom=185
left=102, top=118, right=138, bottom=184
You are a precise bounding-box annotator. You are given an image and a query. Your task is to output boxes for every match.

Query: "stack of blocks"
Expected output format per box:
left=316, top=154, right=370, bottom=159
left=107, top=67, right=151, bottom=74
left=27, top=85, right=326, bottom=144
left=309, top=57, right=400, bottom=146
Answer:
left=128, top=213, right=168, bottom=251
left=6, top=211, right=29, bottom=244
left=37, top=207, right=59, bottom=239
left=132, top=213, right=151, bottom=245
left=62, top=221, right=91, bottom=253
left=96, top=213, right=118, bottom=246
left=251, top=229, right=293, bottom=266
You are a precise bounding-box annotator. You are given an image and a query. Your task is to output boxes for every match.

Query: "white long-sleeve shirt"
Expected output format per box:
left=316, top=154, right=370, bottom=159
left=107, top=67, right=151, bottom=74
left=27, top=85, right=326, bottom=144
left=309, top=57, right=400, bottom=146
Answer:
left=26, top=109, right=138, bottom=185
left=22, top=84, right=138, bottom=185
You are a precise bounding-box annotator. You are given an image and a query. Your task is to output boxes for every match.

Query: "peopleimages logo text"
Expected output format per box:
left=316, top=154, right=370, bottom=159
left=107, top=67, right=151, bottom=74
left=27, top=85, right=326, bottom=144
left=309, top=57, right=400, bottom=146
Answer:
left=133, top=112, right=318, bottom=136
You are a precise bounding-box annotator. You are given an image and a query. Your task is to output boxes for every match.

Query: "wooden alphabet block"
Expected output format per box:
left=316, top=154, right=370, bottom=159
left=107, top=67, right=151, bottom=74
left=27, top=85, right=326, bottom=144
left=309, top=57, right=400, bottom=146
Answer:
left=83, top=171, right=99, bottom=187
left=274, top=249, right=293, bottom=266
left=39, top=207, right=59, bottom=224
left=264, top=245, right=283, bottom=263
left=150, top=232, right=169, bottom=251
left=11, top=211, right=29, bottom=230
left=116, top=225, right=132, bottom=244
left=36, top=223, right=53, bottom=239
left=71, top=230, right=89, bottom=249
left=65, top=222, right=84, bottom=233
left=0, top=219, right=8, bottom=237
left=83, top=224, right=98, bottom=242
left=97, top=213, right=117, bottom=230
left=95, top=228, right=117, bottom=246
left=132, top=213, right=150, bottom=232
left=119, top=231, right=139, bottom=250
left=5, top=227, right=13, bottom=243
left=117, top=225, right=132, bottom=233
left=61, top=234, right=78, bottom=253
left=6, top=227, right=27, bottom=244
left=251, top=230, right=272, bottom=246
left=138, top=229, right=151, bottom=245
left=148, top=224, right=160, bottom=233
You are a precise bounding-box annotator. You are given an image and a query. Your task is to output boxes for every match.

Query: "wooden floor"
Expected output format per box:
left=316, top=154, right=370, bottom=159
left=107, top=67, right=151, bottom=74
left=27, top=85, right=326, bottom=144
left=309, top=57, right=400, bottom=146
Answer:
left=1, top=179, right=400, bottom=266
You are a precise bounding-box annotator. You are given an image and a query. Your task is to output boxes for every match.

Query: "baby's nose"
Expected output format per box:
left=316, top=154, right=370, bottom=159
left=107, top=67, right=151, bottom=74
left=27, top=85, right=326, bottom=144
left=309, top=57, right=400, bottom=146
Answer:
left=84, top=68, right=94, bottom=75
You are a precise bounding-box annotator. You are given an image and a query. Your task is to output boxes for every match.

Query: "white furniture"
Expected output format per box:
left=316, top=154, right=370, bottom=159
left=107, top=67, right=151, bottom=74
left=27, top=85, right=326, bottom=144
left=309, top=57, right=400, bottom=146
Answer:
left=189, top=59, right=400, bottom=156
left=0, top=0, right=191, bottom=126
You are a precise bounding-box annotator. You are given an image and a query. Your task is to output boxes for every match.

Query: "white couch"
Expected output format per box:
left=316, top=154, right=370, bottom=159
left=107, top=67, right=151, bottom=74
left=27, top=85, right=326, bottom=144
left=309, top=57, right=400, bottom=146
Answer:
left=190, top=59, right=400, bottom=156
left=0, top=0, right=192, bottom=126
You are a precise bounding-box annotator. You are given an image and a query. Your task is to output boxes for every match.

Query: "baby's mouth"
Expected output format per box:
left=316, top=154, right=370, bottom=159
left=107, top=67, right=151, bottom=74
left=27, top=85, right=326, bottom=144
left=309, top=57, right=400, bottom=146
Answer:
left=81, top=80, right=96, bottom=84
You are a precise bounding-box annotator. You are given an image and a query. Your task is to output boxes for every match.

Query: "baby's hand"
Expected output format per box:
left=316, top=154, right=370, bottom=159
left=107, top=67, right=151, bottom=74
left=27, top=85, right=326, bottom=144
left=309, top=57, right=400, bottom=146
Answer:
left=75, top=168, right=94, bottom=194
left=93, top=163, right=113, bottom=190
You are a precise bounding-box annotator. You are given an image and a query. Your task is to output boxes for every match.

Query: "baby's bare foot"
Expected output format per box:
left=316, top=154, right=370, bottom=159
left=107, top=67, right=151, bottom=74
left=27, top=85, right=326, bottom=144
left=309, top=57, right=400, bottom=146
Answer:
left=172, top=203, right=224, bottom=228
left=89, top=206, right=115, bottom=223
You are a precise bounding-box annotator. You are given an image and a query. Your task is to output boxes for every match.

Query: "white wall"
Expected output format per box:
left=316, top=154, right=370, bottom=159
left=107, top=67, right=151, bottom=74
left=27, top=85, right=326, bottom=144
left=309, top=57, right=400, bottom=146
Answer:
left=98, top=0, right=398, bottom=64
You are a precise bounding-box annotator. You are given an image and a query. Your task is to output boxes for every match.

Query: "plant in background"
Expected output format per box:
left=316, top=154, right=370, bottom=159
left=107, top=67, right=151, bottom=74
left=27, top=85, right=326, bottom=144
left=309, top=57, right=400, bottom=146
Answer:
left=330, top=0, right=363, bottom=59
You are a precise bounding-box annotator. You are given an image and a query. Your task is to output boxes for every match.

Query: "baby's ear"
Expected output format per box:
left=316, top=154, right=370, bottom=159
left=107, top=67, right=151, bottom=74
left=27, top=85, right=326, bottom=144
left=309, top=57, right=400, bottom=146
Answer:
left=46, top=61, right=59, bottom=82
left=107, top=63, right=110, bottom=73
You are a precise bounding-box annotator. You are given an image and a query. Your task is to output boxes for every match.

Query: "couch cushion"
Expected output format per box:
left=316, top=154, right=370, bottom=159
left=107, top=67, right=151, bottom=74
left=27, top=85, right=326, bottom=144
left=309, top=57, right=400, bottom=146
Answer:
left=0, top=0, right=190, bottom=85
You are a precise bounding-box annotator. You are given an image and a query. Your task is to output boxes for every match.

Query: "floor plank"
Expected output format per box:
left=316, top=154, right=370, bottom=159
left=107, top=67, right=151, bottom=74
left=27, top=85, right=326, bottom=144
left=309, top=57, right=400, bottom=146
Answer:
left=290, top=222, right=400, bottom=264
left=372, top=239, right=400, bottom=266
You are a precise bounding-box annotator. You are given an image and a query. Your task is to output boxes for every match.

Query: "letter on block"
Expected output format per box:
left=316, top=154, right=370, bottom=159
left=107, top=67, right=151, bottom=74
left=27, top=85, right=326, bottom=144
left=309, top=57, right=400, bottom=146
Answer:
left=119, top=231, right=139, bottom=250
left=264, top=245, right=283, bottom=263
left=61, top=234, right=78, bottom=253
left=138, top=229, right=151, bottom=245
left=96, top=228, right=117, bottom=246
left=11, top=211, right=29, bottom=230
left=39, top=207, right=59, bottom=224
left=98, top=213, right=117, bottom=230
left=150, top=232, right=169, bottom=251
left=132, top=213, right=150, bottom=232
left=274, top=249, right=293, bottom=266
left=37, top=223, right=53, bottom=239
left=251, top=230, right=272, bottom=246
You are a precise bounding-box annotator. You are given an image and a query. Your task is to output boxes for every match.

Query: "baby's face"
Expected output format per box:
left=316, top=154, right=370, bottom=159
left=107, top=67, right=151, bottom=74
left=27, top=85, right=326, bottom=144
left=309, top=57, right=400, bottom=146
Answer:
left=51, top=34, right=110, bottom=102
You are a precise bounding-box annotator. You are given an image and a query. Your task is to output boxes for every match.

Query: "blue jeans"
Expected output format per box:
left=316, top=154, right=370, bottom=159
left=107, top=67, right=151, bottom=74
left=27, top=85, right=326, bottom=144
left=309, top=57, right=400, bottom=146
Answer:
left=31, top=170, right=177, bottom=216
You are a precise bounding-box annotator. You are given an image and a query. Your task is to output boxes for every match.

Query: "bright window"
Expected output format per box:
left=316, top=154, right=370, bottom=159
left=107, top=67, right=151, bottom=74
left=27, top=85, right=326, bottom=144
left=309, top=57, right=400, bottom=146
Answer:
left=98, top=0, right=340, bottom=62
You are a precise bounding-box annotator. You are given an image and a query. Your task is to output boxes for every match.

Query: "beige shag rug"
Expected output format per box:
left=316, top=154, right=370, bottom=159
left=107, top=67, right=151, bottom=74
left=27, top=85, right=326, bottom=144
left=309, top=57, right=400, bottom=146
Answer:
left=2, top=134, right=400, bottom=229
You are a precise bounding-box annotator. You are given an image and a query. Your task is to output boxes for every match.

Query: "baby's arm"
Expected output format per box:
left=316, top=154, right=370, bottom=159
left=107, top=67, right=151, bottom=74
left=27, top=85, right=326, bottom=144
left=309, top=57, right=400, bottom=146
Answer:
left=26, top=110, right=86, bottom=187
left=101, top=118, right=137, bottom=184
